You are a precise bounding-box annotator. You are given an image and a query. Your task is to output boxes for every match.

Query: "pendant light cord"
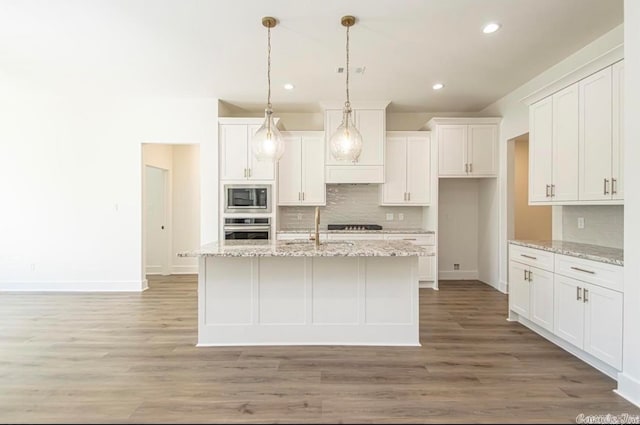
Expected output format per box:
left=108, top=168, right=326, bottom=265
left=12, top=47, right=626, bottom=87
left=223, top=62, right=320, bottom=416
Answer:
left=267, top=25, right=272, bottom=112
left=345, top=24, right=350, bottom=109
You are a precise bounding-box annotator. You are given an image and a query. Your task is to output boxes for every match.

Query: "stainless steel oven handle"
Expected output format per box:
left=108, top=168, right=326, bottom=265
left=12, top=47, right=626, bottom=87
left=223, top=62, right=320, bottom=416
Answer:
left=223, top=226, right=271, bottom=231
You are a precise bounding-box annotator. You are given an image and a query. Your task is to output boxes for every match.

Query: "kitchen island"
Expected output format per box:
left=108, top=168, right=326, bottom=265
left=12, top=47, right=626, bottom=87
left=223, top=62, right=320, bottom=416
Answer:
left=179, top=239, right=429, bottom=346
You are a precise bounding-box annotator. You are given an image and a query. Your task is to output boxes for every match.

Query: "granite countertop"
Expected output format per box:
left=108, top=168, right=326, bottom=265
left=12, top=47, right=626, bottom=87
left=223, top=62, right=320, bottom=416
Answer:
left=509, top=240, right=623, bottom=266
left=277, top=228, right=435, bottom=235
left=179, top=239, right=433, bottom=258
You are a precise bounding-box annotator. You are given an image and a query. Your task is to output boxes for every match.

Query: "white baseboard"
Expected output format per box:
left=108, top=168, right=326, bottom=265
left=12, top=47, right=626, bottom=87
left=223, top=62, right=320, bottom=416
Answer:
left=0, top=280, right=145, bottom=292
left=419, top=280, right=436, bottom=289
left=142, top=279, right=149, bottom=291
left=616, top=373, right=640, bottom=408
left=145, top=265, right=164, bottom=275
left=171, top=265, right=198, bottom=274
left=438, top=270, right=479, bottom=280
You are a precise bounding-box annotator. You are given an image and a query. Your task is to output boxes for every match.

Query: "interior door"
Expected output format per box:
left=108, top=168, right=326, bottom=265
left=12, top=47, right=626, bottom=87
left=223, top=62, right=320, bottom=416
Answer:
left=529, top=97, right=553, bottom=203
left=247, top=124, right=275, bottom=180
left=612, top=60, right=624, bottom=201
left=467, top=125, right=497, bottom=176
left=579, top=67, right=612, bottom=201
left=277, top=135, right=302, bottom=205
left=220, top=124, right=248, bottom=180
left=406, top=135, right=431, bottom=204
left=301, top=134, right=326, bottom=205
left=382, top=136, right=408, bottom=204
left=145, top=165, right=169, bottom=275
left=528, top=267, right=554, bottom=332
left=583, top=282, right=623, bottom=369
left=553, top=274, right=584, bottom=349
left=438, top=125, right=467, bottom=176
left=508, top=261, right=530, bottom=318
left=552, top=84, right=580, bottom=201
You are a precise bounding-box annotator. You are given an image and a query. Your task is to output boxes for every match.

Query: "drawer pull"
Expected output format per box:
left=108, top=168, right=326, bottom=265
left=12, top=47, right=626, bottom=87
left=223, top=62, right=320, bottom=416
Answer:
left=521, top=254, right=537, bottom=260
left=403, top=238, right=417, bottom=241
left=576, top=286, right=582, bottom=301
left=584, top=289, right=589, bottom=303
left=570, top=266, right=595, bottom=275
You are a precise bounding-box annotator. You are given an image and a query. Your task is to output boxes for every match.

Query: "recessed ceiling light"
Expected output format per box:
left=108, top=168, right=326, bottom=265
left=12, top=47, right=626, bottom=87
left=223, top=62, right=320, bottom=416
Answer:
left=432, top=83, right=444, bottom=90
left=284, top=83, right=295, bottom=90
left=482, top=22, right=501, bottom=34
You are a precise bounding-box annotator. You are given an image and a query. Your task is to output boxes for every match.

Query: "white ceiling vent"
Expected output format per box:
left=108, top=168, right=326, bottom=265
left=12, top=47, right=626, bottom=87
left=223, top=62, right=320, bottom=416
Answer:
left=336, top=66, right=366, bottom=75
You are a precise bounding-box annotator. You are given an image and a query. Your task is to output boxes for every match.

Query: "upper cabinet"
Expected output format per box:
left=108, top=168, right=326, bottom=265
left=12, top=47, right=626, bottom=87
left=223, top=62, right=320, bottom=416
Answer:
left=528, top=60, right=624, bottom=205
left=219, top=118, right=278, bottom=181
left=427, top=118, right=500, bottom=177
left=278, top=131, right=326, bottom=206
left=380, top=132, right=431, bottom=206
left=323, top=101, right=389, bottom=183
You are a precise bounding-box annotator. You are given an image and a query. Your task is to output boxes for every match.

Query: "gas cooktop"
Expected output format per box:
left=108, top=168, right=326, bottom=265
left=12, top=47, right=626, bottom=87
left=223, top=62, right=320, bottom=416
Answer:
left=327, top=224, right=383, bottom=231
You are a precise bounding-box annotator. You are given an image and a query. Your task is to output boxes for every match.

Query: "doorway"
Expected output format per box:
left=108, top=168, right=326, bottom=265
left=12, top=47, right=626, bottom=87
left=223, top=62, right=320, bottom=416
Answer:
left=144, top=165, right=170, bottom=275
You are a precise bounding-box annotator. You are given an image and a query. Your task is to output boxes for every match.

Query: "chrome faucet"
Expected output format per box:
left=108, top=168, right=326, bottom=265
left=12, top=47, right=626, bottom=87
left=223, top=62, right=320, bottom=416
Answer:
left=311, top=206, right=321, bottom=248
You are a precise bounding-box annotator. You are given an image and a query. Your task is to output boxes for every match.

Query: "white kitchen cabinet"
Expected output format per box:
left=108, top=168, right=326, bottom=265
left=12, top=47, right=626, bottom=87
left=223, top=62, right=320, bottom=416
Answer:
left=509, top=260, right=530, bottom=318
left=428, top=119, right=500, bottom=178
left=579, top=67, right=613, bottom=201
left=323, top=102, right=389, bottom=183
left=219, top=119, right=277, bottom=181
left=384, top=234, right=436, bottom=282
left=529, top=84, right=580, bottom=203
left=278, top=132, right=325, bottom=206
left=554, top=274, right=585, bottom=349
left=583, top=282, right=623, bottom=370
left=612, top=60, right=624, bottom=201
left=529, top=267, right=554, bottom=332
left=381, top=132, right=431, bottom=205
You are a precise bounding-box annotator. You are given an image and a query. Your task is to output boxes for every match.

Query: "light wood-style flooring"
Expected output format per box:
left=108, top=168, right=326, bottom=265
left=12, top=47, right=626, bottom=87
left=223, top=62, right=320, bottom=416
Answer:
left=1, top=277, right=638, bottom=424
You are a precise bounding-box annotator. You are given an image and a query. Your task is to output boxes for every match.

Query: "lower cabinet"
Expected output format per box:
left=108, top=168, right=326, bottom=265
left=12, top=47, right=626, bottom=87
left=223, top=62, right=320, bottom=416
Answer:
left=554, top=274, right=623, bottom=370
left=383, top=234, right=435, bottom=282
left=509, top=243, right=623, bottom=372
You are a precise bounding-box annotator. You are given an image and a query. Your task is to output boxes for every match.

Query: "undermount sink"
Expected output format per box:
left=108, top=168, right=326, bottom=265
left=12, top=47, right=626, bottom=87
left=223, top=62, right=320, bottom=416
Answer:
left=283, top=241, right=355, bottom=247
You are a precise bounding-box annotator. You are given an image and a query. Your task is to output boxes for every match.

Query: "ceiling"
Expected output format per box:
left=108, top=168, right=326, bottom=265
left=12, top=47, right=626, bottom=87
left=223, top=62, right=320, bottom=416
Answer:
left=0, top=0, right=623, bottom=112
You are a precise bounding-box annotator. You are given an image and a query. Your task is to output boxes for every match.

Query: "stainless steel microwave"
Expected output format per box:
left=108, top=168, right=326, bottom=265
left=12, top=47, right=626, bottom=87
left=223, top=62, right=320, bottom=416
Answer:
left=224, top=184, right=272, bottom=214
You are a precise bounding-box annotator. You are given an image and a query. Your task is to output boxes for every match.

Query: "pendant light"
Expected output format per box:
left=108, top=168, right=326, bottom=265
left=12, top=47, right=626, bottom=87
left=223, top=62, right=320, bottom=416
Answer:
left=252, top=17, right=285, bottom=162
left=329, top=15, right=363, bottom=163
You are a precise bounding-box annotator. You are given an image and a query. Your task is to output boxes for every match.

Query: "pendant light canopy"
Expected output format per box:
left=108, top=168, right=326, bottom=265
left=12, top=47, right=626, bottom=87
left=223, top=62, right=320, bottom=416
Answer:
left=252, top=16, right=285, bottom=162
left=329, top=15, right=363, bottom=163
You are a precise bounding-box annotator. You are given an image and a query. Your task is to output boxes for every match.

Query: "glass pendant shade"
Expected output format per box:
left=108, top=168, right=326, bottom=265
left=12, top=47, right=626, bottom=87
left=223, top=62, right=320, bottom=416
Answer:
left=329, top=109, right=363, bottom=162
left=251, top=109, right=284, bottom=161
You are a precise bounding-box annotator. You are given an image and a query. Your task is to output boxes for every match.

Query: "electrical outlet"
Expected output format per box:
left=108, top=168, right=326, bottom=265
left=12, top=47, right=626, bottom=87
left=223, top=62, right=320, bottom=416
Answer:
left=297, top=213, right=303, bottom=221
left=386, top=213, right=394, bottom=221
left=578, top=217, right=585, bottom=229
left=454, top=264, right=460, bottom=270
left=398, top=213, right=404, bottom=221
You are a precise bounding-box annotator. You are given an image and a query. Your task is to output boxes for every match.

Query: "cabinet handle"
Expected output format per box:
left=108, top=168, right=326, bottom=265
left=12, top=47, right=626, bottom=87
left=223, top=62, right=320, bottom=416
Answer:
left=465, top=163, right=468, bottom=173
left=551, top=184, right=555, bottom=197
left=583, top=288, right=589, bottom=303
left=576, top=286, right=582, bottom=301
left=403, top=238, right=417, bottom=241
left=248, top=168, right=252, bottom=178
left=469, top=163, right=472, bottom=173
left=298, top=192, right=301, bottom=201
left=302, top=192, right=305, bottom=201
left=523, top=269, right=527, bottom=281
left=612, top=178, right=617, bottom=195
left=528, top=270, right=533, bottom=282
left=408, top=192, right=411, bottom=201
left=546, top=185, right=550, bottom=197
left=244, top=168, right=247, bottom=178
left=570, top=266, right=595, bottom=275
left=604, top=178, right=609, bottom=195
left=521, top=254, right=537, bottom=260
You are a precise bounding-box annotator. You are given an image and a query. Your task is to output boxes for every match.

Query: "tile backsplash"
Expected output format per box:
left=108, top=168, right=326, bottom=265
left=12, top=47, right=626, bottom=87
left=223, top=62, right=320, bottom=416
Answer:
left=279, top=184, right=425, bottom=230
left=562, top=205, right=623, bottom=249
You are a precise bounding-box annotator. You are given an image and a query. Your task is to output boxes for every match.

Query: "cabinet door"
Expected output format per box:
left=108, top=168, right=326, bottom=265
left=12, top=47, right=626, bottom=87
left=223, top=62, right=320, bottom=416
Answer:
left=419, top=256, right=435, bottom=281
left=583, top=283, right=623, bottom=369
left=301, top=135, right=326, bottom=205
left=406, top=135, right=431, bottom=204
left=529, top=267, right=554, bottom=332
left=438, top=125, right=467, bottom=176
left=247, top=125, right=275, bottom=180
left=529, top=97, right=554, bottom=202
left=354, top=109, right=385, bottom=166
left=553, top=275, right=584, bottom=349
left=220, top=124, right=248, bottom=180
left=467, top=125, right=497, bottom=176
left=509, top=261, right=530, bottom=318
left=612, top=61, right=624, bottom=201
left=382, top=136, right=408, bottom=204
left=278, top=136, right=302, bottom=205
left=325, top=109, right=345, bottom=166
left=579, top=67, right=613, bottom=201
left=552, top=84, right=580, bottom=201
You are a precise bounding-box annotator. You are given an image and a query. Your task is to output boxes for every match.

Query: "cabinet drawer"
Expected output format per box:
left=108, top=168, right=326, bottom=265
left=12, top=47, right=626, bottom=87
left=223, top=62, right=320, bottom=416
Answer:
left=555, top=254, right=623, bottom=292
left=509, top=244, right=554, bottom=272
left=328, top=233, right=385, bottom=241
left=384, top=234, right=435, bottom=246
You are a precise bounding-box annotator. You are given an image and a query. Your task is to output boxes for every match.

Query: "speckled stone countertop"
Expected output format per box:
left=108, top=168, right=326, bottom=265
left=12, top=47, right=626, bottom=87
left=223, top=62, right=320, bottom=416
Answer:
left=179, top=239, right=432, bottom=258
left=509, top=240, right=623, bottom=266
left=277, top=228, right=435, bottom=235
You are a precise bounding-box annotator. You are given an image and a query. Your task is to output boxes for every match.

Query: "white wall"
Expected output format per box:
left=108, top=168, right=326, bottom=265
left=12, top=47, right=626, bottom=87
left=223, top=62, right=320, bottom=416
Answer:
left=480, top=25, right=624, bottom=291
left=478, top=178, right=501, bottom=290
left=171, top=145, right=200, bottom=274
left=619, top=0, right=640, bottom=407
left=438, top=179, right=479, bottom=280
left=0, top=92, right=217, bottom=291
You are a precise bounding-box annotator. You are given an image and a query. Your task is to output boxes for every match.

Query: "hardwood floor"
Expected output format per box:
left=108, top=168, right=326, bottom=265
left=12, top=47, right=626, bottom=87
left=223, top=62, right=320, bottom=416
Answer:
left=1, top=277, right=637, bottom=424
